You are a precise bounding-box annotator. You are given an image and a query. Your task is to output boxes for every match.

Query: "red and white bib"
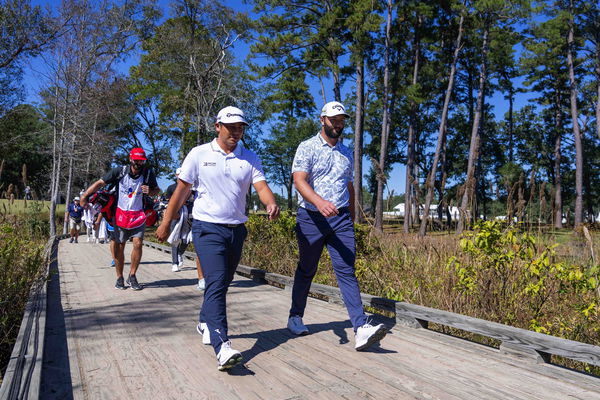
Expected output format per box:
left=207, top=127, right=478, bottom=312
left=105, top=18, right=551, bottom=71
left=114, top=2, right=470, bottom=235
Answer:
left=115, top=173, right=146, bottom=229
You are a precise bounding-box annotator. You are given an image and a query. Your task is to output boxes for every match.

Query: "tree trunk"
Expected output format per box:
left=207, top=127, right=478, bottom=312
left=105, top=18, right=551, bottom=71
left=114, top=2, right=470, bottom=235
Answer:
left=332, top=65, right=341, bottom=102
left=49, top=85, right=62, bottom=236
left=353, top=57, right=365, bottom=223
left=508, top=86, right=514, bottom=162
left=419, top=11, right=464, bottom=236
left=553, top=90, right=563, bottom=229
left=566, top=3, right=583, bottom=227
left=403, top=13, right=422, bottom=233
left=84, top=113, right=98, bottom=188
left=62, top=135, right=75, bottom=235
left=287, top=174, right=293, bottom=210
left=596, top=49, right=600, bottom=140
left=457, top=25, right=489, bottom=234
left=319, top=77, right=327, bottom=104
left=374, top=0, right=392, bottom=232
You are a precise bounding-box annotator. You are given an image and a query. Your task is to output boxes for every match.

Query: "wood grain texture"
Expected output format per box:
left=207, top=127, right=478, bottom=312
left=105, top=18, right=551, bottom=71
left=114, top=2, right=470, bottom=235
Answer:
left=37, top=238, right=600, bottom=400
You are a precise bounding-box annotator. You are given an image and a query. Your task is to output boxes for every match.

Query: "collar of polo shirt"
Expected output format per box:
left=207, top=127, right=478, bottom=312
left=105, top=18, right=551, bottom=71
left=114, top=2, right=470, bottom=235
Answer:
left=317, top=132, right=340, bottom=148
left=210, top=138, right=243, bottom=156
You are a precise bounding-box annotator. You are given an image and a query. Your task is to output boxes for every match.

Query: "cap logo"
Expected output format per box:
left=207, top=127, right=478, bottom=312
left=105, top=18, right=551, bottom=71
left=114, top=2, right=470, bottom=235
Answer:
left=332, top=105, right=344, bottom=112
left=226, top=113, right=243, bottom=118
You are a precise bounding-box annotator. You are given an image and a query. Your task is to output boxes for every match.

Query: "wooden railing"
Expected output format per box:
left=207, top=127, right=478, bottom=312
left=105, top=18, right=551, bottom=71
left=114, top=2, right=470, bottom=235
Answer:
left=145, top=239, right=600, bottom=369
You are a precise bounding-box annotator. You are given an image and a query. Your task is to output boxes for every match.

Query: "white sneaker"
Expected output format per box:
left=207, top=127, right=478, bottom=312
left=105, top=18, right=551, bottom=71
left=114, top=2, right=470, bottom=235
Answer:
left=197, top=278, right=206, bottom=291
left=171, top=264, right=180, bottom=272
left=196, top=322, right=211, bottom=345
left=287, top=316, right=309, bottom=335
left=178, top=254, right=184, bottom=266
left=216, top=341, right=242, bottom=371
left=355, top=323, right=387, bottom=351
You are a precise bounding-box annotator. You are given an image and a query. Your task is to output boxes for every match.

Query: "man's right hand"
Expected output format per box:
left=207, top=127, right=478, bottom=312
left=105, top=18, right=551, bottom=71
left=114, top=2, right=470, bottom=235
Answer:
left=317, top=199, right=339, bottom=218
left=155, top=221, right=170, bottom=242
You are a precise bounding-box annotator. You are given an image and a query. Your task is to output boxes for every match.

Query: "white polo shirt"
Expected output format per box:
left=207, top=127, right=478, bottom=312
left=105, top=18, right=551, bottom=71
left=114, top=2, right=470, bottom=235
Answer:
left=178, top=139, right=266, bottom=224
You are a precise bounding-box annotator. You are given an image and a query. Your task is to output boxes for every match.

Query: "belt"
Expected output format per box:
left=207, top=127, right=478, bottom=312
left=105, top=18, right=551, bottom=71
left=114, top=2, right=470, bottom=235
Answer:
left=304, top=206, right=349, bottom=214
left=215, top=222, right=243, bottom=228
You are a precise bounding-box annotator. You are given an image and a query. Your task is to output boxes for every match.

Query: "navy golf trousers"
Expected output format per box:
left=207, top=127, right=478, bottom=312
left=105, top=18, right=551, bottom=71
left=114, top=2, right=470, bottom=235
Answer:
left=192, top=220, right=247, bottom=355
left=289, top=207, right=367, bottom=331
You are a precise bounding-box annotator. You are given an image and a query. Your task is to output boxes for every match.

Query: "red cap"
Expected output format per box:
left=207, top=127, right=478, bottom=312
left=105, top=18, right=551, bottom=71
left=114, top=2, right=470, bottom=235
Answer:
left=129, top=147, right=147, bottom=161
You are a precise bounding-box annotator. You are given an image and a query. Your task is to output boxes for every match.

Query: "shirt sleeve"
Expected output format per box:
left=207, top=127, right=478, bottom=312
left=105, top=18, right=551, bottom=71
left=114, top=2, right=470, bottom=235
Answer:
left=251, top=154, right=266, bottom=184
left=146, top=169, right=158, bottom=189
left=291, top=141, right=312, bottom=174
left=345, top=147, right=354, bottom=183
left=101, top=167, right=123, bottom=185
left=178, top=148, right=199, bottom=185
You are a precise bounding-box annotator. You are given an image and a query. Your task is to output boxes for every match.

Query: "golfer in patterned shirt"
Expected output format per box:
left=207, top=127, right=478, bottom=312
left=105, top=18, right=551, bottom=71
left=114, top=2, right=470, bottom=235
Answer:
left=286, top=101, right=388, bottom=351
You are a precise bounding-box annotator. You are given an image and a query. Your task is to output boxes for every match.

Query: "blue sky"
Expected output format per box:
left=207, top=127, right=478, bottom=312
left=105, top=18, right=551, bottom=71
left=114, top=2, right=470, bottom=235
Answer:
left=22, top=0, right=537, bottom=198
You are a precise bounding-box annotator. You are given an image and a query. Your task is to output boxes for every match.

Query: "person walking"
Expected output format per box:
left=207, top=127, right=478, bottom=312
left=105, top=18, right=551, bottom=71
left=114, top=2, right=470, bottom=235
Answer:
left=287, top=101, right=388, bottom=351
left=65, top=196, right=84, bottom=243
left=165, top=168, right=195, bottom=273
left=83, top=202, right=99, bottom=242
left=156, top=106, right=280, bottom=371
left=80, top=148, right=160, bottom=290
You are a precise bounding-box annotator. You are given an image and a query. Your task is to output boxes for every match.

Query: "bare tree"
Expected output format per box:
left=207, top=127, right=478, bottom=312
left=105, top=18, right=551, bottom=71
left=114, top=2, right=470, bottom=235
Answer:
left=566, top=0, right=583, bottom=227
left=419, top=9, right=465, bottom=236
left=42, top=0, right=153, bottom=234
left=403, top=11, right=422, bottom=233
left=373, top=0, right=392, bottom=232
left=457, top=22, right=489, bottom=234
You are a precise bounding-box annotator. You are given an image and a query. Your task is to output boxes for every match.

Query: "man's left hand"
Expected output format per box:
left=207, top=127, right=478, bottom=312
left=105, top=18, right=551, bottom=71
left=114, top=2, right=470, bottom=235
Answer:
left=141, top=185, right=149, bottom=194
left=266, top=204, right=280, bottom=220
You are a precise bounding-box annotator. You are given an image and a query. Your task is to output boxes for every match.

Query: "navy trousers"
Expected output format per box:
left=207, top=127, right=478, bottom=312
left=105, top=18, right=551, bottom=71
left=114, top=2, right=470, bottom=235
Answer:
left=192, top=220, right=247, bottom=355
left=290, top=207, right=367, bottom=330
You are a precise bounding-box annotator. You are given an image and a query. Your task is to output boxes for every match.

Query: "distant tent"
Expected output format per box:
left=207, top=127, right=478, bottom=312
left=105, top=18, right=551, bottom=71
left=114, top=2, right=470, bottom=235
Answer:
left=387, top=203, right=461, bottom=221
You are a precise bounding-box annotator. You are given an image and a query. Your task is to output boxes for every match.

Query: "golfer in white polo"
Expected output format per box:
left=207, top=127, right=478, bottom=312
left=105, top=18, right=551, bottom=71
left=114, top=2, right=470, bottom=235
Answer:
left=156, top=106, right=280, bottom=370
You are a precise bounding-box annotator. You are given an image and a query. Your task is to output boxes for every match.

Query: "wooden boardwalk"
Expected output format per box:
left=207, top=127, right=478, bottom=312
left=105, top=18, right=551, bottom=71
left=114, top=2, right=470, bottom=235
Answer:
left=39, top=239, right=600, bottom=400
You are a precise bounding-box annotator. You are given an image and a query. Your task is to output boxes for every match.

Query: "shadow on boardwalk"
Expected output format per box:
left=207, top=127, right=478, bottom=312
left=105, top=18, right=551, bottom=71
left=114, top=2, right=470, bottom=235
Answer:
left=39, top=241, right=600, bottom=400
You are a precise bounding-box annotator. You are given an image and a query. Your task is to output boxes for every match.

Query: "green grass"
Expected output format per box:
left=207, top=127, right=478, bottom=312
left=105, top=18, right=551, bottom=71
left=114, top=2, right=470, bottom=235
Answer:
left=0, top=199, right=65, bottom=217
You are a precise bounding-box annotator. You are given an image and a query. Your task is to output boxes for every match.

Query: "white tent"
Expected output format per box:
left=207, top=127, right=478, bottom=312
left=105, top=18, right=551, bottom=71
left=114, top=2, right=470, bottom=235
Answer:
left=386, top=203, right=461, bottom=221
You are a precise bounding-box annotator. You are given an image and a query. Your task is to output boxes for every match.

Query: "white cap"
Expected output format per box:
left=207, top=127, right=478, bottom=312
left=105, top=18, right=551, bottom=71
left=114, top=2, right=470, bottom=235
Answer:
left=176, top=167, right=182, bottom=175
left=74, top=196, right=80, bottom=201
left=320, top=101, right=350, bottom=118
left=216, top=106, right=249, bottom=125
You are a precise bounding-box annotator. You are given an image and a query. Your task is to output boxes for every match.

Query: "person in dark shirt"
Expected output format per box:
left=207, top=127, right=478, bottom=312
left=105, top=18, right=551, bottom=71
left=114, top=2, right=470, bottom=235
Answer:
left=65, top=196, right=84, bottom=243
left=80, top=148, right=160, bottom=290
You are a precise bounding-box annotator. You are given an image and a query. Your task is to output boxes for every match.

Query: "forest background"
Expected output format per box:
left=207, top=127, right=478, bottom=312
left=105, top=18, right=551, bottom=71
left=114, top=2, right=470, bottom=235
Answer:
left=1, top=0, right=600, bottom=375
left=2, top=0, right=600, bottom=236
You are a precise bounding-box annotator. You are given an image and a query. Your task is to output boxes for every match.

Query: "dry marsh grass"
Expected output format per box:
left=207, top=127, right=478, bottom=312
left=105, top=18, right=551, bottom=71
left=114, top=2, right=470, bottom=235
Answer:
left=0, top=206, right=48, bottom=381
left=242, top=214, right=600, bottom=374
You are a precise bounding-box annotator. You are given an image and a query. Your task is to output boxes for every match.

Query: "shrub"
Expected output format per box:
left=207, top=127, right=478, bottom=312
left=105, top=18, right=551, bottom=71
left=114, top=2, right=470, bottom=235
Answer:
left=242, top=216, right=599, bottom=350
left=0, top=220, right=46, bottom=379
